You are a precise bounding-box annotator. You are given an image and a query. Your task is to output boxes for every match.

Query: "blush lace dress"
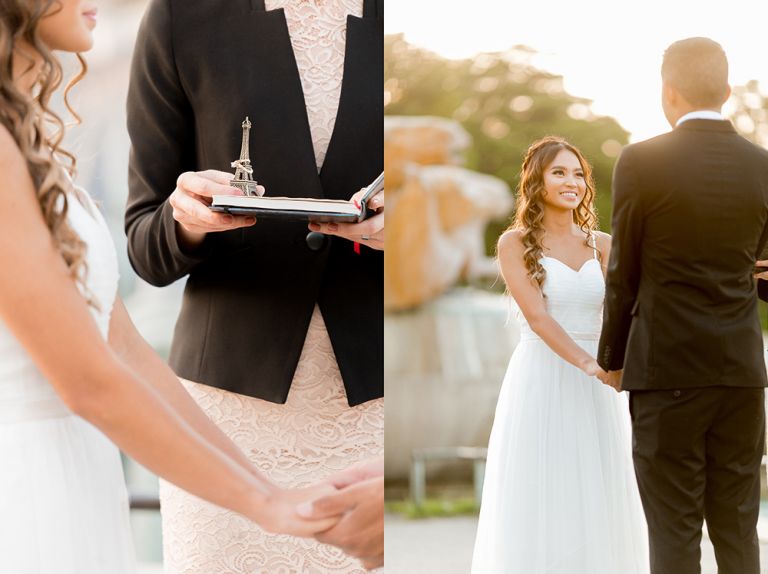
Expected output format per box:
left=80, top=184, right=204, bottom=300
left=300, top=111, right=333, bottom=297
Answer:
left=158, top=2, right=384, bottom=573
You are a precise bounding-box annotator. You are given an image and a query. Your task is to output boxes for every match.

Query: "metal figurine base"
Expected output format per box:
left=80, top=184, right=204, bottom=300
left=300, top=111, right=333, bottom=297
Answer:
left=230, top=116, right=262, bottom=197
left=230, top=179, right=260, bottom=197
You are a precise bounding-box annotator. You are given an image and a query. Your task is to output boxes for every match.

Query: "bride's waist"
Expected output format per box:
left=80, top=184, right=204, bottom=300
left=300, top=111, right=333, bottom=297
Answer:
left=0, top=396, right=73, bottom=424
left=519, top=329, right=600, bottom=342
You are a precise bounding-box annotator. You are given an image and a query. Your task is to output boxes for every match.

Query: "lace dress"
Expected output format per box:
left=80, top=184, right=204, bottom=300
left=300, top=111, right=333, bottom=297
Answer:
left=158, top=2, right=384, bottom=573
left=471, top=244, right=649, bottom=573
left=0, top=188, right=135, bottom=573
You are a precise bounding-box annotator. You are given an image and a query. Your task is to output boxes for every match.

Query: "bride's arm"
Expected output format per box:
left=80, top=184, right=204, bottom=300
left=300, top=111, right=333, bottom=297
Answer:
left=498, top=230, right=603, bottom=376
left=107, top=297, right=260, bottom=476
left=0, top=127, right=334, bottom=537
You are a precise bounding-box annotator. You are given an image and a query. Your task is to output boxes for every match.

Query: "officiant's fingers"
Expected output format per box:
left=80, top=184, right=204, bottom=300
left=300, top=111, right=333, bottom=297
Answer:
left=335, top=217, right=384, bottom=238
left=197, top=169, right=239, bottom=185
left=171, top=192, right=255, bottom=231
left=367, top=192, right=384, bottom=212
left=177, top=171, right=242, bottom=198
left=349, top=188, right=384, bottom=212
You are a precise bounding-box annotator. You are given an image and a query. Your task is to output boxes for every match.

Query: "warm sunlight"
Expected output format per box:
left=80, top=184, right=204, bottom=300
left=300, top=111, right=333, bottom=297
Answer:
left=386, top=0, right=768, bottom=142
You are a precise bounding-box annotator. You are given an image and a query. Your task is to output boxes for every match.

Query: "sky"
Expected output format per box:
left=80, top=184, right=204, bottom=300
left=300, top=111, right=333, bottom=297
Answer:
left=386, top=0, right=768, bottom=143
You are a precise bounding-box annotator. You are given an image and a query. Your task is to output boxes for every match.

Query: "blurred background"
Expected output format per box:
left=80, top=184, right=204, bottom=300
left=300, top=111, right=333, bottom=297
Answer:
left=58, top=0, right=167, bottom=571
left=383, top=1, right=768, bottom=572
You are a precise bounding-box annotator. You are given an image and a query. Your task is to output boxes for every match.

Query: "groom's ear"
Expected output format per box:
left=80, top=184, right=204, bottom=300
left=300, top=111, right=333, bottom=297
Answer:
left=662, top=82, right=678, bottom=106
left=723, top=84, right=732, bottom=104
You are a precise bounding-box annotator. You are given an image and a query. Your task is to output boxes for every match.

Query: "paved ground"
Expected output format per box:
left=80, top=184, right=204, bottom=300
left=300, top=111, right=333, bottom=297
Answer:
left=385, top=513, right=768, bottom=574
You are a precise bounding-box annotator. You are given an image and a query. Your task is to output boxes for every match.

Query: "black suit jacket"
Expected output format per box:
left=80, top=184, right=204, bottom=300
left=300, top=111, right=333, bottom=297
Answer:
left=598, top=119, right=768, bottom=390
left=124, top=0, right=383, bottom=406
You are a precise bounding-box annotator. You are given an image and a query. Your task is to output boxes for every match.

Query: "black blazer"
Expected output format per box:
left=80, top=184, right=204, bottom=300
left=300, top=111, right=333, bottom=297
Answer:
left=598, top=119, right=768, bottom=390
left=124, top=0, right=383, bottom=406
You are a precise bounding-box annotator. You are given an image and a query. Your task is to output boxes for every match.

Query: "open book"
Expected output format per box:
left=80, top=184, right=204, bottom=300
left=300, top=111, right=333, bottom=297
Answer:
left=210, top=172, right=384, bottom=223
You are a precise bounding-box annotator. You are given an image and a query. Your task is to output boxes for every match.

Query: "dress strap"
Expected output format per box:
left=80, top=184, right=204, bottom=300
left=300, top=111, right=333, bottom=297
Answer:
left=590, top=233, right=599, bottom=260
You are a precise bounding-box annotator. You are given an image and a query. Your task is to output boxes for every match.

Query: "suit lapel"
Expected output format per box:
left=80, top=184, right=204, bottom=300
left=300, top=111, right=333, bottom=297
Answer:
left=319, top=6, right=383, bottom=199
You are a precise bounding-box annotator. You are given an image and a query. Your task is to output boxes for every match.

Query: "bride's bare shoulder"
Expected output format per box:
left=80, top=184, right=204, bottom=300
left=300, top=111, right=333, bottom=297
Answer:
left=497, top=229, right=525, bottom=258
left=0, top=124, right=41, bottom=218
left=0, top=123, right=27, bottom=174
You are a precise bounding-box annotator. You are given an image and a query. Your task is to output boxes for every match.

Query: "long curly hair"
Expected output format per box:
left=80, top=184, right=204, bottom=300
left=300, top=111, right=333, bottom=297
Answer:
left=505, top=136, right=599, bottom=293
left=0, top=1, right=92, bottom=301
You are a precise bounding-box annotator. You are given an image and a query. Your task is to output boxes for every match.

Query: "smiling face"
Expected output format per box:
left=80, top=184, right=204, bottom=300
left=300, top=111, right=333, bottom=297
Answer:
left=36, top=0, right=98, bottom=53
left=540, top=149, right=587, bottom=212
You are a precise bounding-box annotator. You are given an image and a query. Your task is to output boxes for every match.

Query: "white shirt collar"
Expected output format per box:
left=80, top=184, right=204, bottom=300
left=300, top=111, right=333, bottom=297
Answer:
left=675, top=110, right=725, bottom=127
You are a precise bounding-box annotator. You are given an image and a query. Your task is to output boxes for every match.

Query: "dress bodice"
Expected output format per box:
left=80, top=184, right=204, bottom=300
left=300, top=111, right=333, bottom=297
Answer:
left=517, top=256, right=605, bottom=341
left=0, top=188, right=119, bottom=410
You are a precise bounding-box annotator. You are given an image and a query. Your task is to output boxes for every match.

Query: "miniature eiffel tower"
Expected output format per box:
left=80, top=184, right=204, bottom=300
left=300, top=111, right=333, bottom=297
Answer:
left=230, top=116, right=260, bottom=196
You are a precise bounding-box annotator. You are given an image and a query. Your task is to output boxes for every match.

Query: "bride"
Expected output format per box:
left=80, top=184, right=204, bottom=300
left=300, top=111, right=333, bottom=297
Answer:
left=471, top=137, right=649, bottom=573
left=0, top=1, right=338, bottom=571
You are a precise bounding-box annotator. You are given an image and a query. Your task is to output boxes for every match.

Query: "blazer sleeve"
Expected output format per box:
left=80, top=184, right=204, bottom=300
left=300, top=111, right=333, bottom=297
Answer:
left=598, top=146, right=644, bottom=371
left=124, top=0, right=213, bottom=287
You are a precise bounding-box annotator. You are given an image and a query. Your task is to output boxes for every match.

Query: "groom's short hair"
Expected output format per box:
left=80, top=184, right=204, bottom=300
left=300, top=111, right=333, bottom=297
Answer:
left=662, top=37, right=729, bottom=108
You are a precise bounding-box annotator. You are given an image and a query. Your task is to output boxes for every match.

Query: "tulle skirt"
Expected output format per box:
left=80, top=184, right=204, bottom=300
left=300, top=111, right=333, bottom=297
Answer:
left=471, top=337, right=649, bottom=574
left=0, top=400, right=136, bottom=573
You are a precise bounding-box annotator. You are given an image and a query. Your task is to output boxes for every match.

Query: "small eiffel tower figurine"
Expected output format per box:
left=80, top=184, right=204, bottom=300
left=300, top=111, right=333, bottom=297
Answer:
left=230, top=116, right=260, bottom=197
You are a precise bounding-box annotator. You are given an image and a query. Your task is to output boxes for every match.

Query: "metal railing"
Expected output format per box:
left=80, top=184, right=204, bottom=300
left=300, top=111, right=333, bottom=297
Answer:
left=410, top=446, right=488, bottom=510
left=129, top=493, right=160, bottom=511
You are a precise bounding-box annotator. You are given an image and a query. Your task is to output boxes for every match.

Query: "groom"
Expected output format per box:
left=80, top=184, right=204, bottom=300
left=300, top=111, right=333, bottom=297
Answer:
left=598, top=37, right=768, bottom=574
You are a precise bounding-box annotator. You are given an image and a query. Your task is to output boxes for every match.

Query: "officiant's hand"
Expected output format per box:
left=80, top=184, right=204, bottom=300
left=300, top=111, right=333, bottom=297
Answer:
left=254, top=483, right=341, bottom=538
left=298, top=458, right=384, bottom=570
left=307, top=188, right=385, bottom=251
left=170, top=170, right=261, bottom=251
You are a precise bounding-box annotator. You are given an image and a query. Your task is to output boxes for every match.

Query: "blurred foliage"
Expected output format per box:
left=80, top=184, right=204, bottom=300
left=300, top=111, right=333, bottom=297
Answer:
left=385, top=34, right=630, bottom=253
left=386, top=498, right=479, bottom=519
left=729, top=80, right=768, bottom=147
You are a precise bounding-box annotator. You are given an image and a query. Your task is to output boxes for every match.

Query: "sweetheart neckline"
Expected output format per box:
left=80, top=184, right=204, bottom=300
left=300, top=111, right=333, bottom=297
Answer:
left=541, top=256, right=600, bottom=274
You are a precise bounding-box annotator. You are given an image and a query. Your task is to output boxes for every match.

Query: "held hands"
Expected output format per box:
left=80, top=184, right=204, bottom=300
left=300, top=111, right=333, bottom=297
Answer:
left=603, top=370, right=624, bottom=392
left=170, top=170, right=261, bottom=250
left=308, top=188, right=385, bottom=251
left=754, top=259, right=768, bottom=280
left=254, top=483, right=341, bottom=538
left=582, top=358, right=622, bottom=392
left=297, top=458, right=384, bottom=570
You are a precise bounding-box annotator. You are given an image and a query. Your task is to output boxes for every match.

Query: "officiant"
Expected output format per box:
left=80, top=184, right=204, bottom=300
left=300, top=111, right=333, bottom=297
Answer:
left=123, top=0, right=384, bottom=570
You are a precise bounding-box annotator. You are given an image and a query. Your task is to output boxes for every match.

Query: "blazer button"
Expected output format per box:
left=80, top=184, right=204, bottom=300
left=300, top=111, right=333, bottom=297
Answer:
left=305, top=231, right=326, bottom=251
left=673, top=390, right=681, bottom=398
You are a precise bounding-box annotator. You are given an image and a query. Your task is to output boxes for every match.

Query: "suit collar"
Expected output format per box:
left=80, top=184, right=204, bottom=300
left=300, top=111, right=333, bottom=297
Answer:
left=675, top=119, right=737, bottom=134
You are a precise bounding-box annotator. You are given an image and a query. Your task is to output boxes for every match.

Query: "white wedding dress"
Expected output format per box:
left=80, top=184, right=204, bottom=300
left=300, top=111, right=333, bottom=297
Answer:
left=0, top=187, right=136, bottom=572
left=471, top=246, right=649, bottom=573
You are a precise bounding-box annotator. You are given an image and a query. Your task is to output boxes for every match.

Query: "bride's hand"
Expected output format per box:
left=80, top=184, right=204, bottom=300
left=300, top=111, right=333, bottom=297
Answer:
left=254, top=484, right=341, bottom=537
left=581, top=358, right=603, bottom=378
